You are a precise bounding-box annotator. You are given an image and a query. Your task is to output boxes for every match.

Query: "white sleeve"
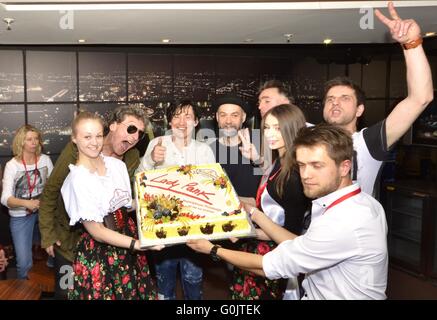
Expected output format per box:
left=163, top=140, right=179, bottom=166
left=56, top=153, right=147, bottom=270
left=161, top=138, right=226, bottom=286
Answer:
left=112, top=158, right=133, bottom=209
left=136, top=137, right=159, bottom=173
left=1, top=160, right=16, bottom=208
left=61, top=173, right=105, bottom=226
left=263, top=222, right=359, bottom=280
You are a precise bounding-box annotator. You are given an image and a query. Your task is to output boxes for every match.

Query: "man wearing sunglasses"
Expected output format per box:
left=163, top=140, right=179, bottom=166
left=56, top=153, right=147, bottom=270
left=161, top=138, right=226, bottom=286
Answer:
left=39, top=105, right=148, bottom=299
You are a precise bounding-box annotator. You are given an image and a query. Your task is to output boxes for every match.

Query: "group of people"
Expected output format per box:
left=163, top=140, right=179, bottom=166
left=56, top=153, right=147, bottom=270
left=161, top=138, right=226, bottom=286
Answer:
left=0, top=2, right=434, bottom=300
left=187, top=2, right=433, bottom=300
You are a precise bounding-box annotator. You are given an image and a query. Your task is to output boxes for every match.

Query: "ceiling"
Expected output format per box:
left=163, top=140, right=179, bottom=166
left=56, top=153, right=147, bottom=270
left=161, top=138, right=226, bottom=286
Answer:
left=1, top=1, right=437, bottom=45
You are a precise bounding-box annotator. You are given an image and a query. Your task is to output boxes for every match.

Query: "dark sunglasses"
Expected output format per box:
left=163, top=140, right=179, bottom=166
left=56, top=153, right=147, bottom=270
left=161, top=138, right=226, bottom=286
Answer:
left=120, top=122, right=145, bottom=140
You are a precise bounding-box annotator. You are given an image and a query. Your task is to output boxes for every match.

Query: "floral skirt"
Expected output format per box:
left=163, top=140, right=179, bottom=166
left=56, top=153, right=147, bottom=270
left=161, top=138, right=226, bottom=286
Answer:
left=230, top=239, right=286, bottom=300
left=68, top=213, right=157, bottom=300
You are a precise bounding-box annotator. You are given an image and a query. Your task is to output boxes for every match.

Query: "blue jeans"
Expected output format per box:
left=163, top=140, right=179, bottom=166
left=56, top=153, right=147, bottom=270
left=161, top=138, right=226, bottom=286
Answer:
left=155, top=258, right=203, bottom=300
left=9, top=213, right=39, bottom=279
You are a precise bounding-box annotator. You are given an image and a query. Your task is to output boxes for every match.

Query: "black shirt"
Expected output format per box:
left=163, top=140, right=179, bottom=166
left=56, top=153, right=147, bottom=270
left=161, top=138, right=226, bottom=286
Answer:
left=210, top=139, right=261, bottom=198
left=264, top=160, right=310, bottom=235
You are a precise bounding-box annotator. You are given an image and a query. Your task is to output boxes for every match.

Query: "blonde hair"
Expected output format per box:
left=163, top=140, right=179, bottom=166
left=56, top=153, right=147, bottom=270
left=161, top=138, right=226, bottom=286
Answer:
left=72, top=110, right=105, bottom=137
left=12, top=125, right=43, bottom=159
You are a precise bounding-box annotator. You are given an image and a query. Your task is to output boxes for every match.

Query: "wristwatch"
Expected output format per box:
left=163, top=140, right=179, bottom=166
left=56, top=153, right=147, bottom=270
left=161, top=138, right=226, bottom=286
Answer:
left=210, top=244, right=221, bottom=262
left=129, top=238, right=136, bottom=254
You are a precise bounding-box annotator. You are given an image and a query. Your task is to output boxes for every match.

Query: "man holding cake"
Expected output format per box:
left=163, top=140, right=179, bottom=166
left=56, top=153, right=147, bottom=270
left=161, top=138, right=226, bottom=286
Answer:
left=137, top=100, right=215, bottom=300
left=187, top=124, right=388, bottom=300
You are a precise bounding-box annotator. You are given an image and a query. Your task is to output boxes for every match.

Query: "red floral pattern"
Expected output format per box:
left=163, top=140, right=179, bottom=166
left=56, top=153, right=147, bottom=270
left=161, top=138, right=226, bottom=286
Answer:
left=230, top=239, right=286, bottom=300
left=68, top=209, right=157, bottom=300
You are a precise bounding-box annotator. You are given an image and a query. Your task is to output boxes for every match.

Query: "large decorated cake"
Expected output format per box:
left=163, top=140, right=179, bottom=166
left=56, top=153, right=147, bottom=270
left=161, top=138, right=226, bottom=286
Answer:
left=135, top=163, right=256, bottom=247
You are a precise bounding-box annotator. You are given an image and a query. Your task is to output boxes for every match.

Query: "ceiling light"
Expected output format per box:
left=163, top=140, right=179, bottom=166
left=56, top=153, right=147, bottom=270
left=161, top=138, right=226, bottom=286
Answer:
left=424, top=32, right=437, bottom=37
left=4, top=1, right=437, bottom=11
left=3, top=17, right=14, bottom=31
left=323, top=38, right=333, bottom=45
left=284, top=34, right=293, bottom=43
left=244, top=39, right=254, bottom=43
left=162, top=39, right=171, bottom=43
left=78, top=39, right=86, bottom=43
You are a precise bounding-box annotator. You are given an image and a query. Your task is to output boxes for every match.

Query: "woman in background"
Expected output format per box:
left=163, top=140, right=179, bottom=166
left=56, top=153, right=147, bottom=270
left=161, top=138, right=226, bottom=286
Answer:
left=1, top=125, right=53, bottom=279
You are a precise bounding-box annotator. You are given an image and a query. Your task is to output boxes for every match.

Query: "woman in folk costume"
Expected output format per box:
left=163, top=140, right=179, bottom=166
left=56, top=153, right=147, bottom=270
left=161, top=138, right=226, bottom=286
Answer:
left=61, top=111, right=159, bottom=300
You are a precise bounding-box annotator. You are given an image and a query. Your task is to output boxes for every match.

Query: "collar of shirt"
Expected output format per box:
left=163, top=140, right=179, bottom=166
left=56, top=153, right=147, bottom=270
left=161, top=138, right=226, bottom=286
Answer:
left=311, top=183, right=361, bottom=220
left=169, top=135, right=195, bottom=150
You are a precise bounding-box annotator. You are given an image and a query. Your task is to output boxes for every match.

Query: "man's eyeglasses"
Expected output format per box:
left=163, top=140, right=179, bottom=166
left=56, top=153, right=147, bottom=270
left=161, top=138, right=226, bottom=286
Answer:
left=119, top=122, right=145, bottom=140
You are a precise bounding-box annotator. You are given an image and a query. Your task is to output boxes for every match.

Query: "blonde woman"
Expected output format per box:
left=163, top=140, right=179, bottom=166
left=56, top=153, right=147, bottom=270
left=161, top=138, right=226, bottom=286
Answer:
left=61, top=111, right=158, bottom=300
left=1, top=125, right=53, bottom=279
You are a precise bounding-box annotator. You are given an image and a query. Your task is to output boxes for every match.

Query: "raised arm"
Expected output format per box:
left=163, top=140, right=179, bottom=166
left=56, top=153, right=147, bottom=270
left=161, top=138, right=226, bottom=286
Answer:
left=375, top=1, right=433, bottom=148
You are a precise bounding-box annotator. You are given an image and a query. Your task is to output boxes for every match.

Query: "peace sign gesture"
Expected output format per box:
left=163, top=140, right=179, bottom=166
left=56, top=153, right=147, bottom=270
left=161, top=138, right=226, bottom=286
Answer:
left=238, top=128, right=260, bottom=162
left=375, top=1, right=421, bottom=45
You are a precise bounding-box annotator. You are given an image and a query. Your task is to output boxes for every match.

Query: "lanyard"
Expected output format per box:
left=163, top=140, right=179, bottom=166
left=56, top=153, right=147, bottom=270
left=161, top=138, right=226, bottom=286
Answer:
left=324, top=187, right=361, bottom=214
left=255, top=165, right=281, bottom=209
left=22, top=156, right=39, bottom=199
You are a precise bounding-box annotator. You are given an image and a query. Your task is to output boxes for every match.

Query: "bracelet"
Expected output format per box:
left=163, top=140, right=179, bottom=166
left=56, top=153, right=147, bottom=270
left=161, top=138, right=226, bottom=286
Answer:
left=129, top=238, right=136, bottom=254
left=249, top=207, right=256, bottom=217
left=402, top=37, right=423, bottom=50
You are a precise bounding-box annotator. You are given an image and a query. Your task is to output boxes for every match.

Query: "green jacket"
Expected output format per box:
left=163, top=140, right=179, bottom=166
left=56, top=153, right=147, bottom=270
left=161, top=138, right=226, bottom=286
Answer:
left=39, top=141, right=140, bottom=262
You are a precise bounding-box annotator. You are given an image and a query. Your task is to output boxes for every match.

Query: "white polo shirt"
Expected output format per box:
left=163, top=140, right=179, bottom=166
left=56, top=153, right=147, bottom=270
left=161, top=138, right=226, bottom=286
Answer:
left=136, top=135, right=216, bottom=172
left=262, top=183, right=388, bottom=300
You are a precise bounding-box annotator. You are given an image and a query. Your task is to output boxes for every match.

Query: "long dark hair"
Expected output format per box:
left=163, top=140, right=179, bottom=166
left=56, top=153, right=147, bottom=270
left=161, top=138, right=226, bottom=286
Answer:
left=262, top=104, right=306, bottom=197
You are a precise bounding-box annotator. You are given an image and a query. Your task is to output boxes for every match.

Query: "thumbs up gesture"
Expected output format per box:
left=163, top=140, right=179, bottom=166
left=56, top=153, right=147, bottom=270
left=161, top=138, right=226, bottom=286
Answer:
left=151, top=137, right=166, bottom=164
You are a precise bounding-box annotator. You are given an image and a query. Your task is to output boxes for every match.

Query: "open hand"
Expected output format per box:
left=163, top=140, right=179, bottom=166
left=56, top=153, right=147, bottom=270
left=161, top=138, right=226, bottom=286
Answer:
left=45, top=240, right=61, bottom=257
left=135, top=240, right=165, bottom=251
left=186, top=239, right=214, bottom=254
left=147, top=245, right=165, bottom=251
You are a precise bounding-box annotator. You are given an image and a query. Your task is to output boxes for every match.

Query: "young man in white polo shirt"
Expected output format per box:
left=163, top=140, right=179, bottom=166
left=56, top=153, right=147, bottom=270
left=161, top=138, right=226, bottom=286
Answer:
left=187, top=124, right=388, bottom=299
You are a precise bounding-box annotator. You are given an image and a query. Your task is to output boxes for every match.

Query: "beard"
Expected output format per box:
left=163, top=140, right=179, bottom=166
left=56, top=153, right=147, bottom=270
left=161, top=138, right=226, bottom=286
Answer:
left=303, top=175, right=342, bottom=199
left=219, top=126, right=239, bottom=138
